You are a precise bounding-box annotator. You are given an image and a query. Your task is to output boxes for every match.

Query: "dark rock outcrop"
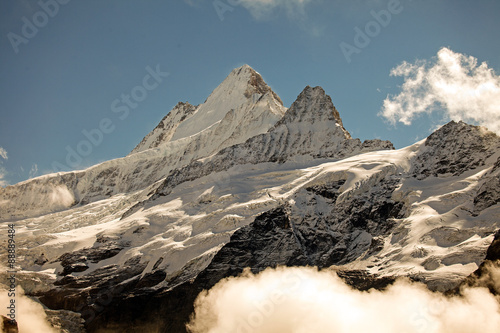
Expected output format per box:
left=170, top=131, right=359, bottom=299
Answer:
left=56, top=241, right=123, bottom=276
left=1, top=316, right=18, bottom=333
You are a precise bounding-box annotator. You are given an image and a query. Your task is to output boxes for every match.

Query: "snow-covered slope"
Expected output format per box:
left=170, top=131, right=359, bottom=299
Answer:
left=0, top=64, right=499, bottom=333
left=130, top=101, right=197, bottom=154
left=0, top=65, right=286, bottom=221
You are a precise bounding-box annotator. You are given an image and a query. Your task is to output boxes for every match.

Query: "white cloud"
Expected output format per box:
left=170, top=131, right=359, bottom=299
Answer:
left=238, top=0, right=313, bottom=20
left=380, top=47, right=500, bottom=135
left=188, top=266, right=500, bottom=333
left=186, top=0, right=313, bottom=18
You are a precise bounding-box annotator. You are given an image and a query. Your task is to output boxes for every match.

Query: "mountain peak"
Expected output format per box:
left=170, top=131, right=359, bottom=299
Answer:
left=427, top=121, right=497, bottom=143
left=132, top=65, right=285, bottom=154
left=229, top=64, right=283, bottom=106
left=274, top=85, right=346, bottom=135
left=424, top=120, right=499, bottom=152
left=230, top=64, right=258, bottom=79
left=412, top=120, right=500, bottom=178
left=169, top=65, right=284, bottom=142
left=231, top=64, right=254, bottom=75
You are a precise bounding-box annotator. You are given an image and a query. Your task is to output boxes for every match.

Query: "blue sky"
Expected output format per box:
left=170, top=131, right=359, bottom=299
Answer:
left=1, top=0, right=499, bottom=186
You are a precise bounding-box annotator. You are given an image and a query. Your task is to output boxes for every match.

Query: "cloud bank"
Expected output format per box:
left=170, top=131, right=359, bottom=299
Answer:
left=380, top=47, right=500, bottom=135
left=187, top=266, right=500, bottom=333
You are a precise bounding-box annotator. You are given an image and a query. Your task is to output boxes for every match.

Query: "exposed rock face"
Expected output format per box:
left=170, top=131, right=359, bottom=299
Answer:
left=295, top=175, right=404, bottom=266
left=198, top=207, right=310, bottom=279
left=244, top=65, right=283, bottom=105
left=45, top=309, right=86, bottom=333
left=57, top=240, right=123, bottom=276
left=412, top=121, right=500, bottom=178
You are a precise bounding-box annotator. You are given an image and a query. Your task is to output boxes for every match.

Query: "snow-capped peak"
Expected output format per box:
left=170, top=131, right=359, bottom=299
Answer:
left=131, top=65, right=285, bottom=155
left=170, top=65, right=284, bottom=142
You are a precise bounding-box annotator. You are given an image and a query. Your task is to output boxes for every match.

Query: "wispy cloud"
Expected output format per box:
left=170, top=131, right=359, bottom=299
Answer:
left=379, top=47, right=500, bottom=135
left=183, top=0, right=204, bottom=8
left=239, top=0, right=322, bottom=36
left=0, top=170, right=7, bottom=186
left=0, top=147, right=7, bottom=160
left=239, top=0, right=314, bottom=20
left=29, top=163, right=38, bottom=179
left=0, top=146, right=8, bottom=186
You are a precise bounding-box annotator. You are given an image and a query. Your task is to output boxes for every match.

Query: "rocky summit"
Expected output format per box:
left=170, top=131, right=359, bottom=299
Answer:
left=0, top=65, right=499, bottom=332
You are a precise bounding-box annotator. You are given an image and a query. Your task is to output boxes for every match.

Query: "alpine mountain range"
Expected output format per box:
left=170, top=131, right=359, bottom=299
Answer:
left=1, top=65, right=499, bottom=332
